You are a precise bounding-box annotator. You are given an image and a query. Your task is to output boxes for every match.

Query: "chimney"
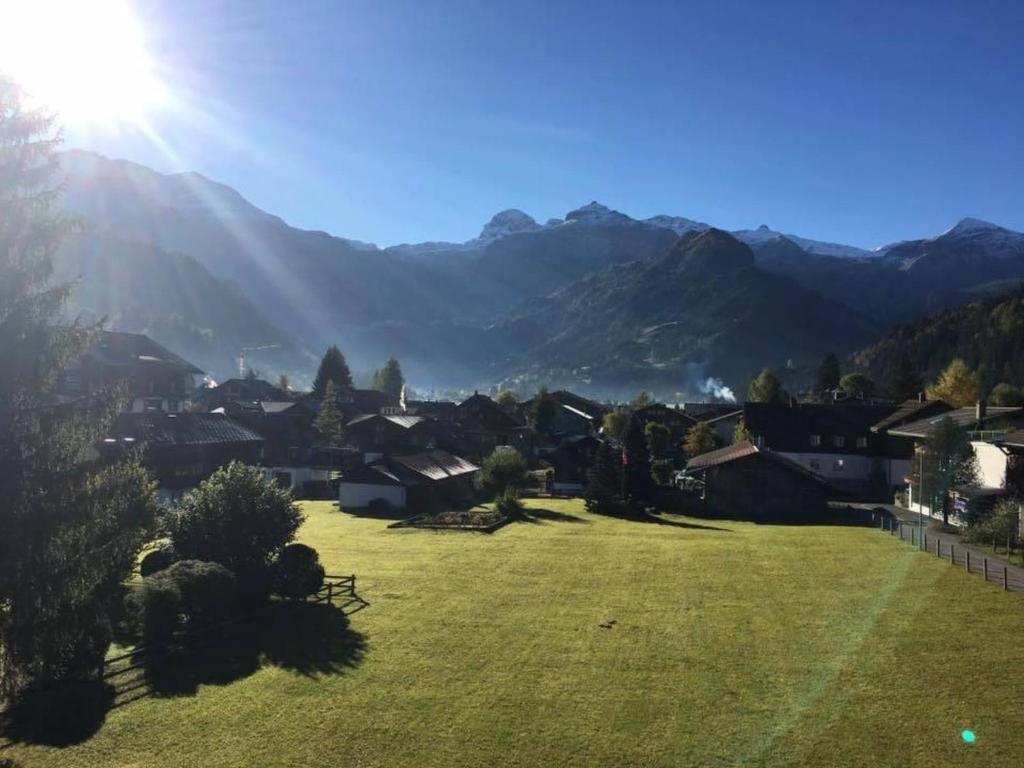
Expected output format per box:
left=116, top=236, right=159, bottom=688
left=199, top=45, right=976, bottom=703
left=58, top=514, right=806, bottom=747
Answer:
left=976, top=399, right=987, bottom=422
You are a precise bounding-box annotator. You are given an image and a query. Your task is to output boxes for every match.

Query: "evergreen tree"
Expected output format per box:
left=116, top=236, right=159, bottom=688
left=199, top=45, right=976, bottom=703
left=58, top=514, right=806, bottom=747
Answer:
left=926, top=358, right=978, bottom=407
left=529, top=387, right=559, bottom=435
left=621, top=414, right=653, bottom=508
left=371, top=356, right=405, bottom=401
left=0, top=79, right=158, bottom=699
left=601, top=409, right=630, bottom=440
left=584, top=441, right=624, bottom=516
left=314, top=380, right=346, bottom=445
left=644, top=421, right=670, bottom=461
left=839, top=372, right=875, bottom=400
left=887, top=348, right=921, bottom=400
left=312, top=345, right=353, bottom=399
left=990, top=382, right=1024, bottom=407
left=495, top=389, right=518, bottom=409
left=684, top=421, right=719, bottom=459
left=815, top=353, right=841, bottom=395
left=908, top=417, right=980, bottom=526
left=747, top=368, right=786, bottom=404
left=732, top=417, right=752, bottom=444
left=631, top=391, right=653, bottom=409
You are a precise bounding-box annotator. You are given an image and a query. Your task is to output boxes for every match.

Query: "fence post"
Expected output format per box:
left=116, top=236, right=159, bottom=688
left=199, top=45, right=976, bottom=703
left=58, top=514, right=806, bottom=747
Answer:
left=936, top=539, right=941, bottom=557
left=984, top=558, right=989, bottom=581
left=327, top=583, right=334, bottom=604
left=966, top=550, right=971, bottom=572
left=923, top=532, right=927, bottom=550
left=950, top=544, right=955, bottom=564
left=1004, top=567, right=1009, bottom=591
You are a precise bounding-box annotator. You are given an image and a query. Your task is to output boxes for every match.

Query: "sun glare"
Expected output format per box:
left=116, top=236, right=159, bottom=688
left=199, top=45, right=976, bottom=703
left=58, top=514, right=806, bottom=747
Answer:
left=0, top=0, right=169, bottom=125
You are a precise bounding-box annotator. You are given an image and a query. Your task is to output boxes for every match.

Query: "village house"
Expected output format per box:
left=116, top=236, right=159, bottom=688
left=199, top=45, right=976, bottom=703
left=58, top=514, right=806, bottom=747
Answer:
left=742, top=401, right=907, bottom=498
left=337, top=450, right=480, bottom=511
left=61, top=331, right=203, bottom=413
left=455, top=392, right=534, bottom=460
left=685, top=441, right=831, bottom=520
left=632, top=403, right=698, bottom=462
left=197, top=377, right=289, bottom=411
left=703, top=408, right=744, bottom=446
left=101, top=411, right=264, bottom=502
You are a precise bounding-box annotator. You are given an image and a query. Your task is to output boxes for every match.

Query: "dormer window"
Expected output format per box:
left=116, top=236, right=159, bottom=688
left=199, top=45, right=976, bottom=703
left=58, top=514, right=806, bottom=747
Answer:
left=856, top=437, right=868, bottom=448
left=809, top=434, right=821, bottom=447
left=833, top=436, right=845, bottom=448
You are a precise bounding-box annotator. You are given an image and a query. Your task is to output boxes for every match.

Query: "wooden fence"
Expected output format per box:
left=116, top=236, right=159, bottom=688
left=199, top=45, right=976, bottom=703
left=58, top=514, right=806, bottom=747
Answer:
left=874, top=513, right=1024, bottom=593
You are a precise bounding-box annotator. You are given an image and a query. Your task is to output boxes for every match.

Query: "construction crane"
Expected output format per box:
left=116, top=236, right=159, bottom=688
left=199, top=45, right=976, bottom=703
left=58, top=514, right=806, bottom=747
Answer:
left=238, top=344, right=280, bottom=378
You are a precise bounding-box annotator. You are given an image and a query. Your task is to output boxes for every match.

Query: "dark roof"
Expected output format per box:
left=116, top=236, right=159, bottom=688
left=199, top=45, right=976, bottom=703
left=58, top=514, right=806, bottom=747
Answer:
left=889, top=407, right=1024, bottom=439
left=686, top=441, right=758, bottom=470
left=705, top=409, right=743, bottom=424
left=338, top=463, right=404, bottom=486
left=406, top=400, right=458, bottom=419
left=995, top=430, right=1024, bottom=448
left=375, top=450, right=480, bottom=485
left=260, top=401, right=300, bottom=414
left=106, top=412, right=264, bottom=447
left=871, top=399, right=952, bottom=433
left=687, top=441, right=829, bottom=485
left=347, top=413, right=426, bottom=429
left=457, top=394, right=527, bottom=430
left=86, top=331, right=203, bottom=374
left=743, top=401, right=896, bottom=454
left=681, top=402, right=742, bottom=420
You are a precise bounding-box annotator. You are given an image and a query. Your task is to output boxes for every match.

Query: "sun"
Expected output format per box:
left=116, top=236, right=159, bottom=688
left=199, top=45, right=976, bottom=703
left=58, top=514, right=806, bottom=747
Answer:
left=0, top=0, right=169, bottom=126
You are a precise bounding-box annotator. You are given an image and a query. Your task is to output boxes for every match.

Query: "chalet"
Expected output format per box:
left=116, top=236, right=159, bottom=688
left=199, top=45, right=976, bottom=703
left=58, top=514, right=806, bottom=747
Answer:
left=632, top=403, right=698, bottom=461
left=685, top=441, right=831, bottom=520
left=337, top=450, right=480, bottom=511
left=198, top=377, right=288, bottom=411
left=541, top=434, right=603, bottom=493
left=101, top=411, right=264, bottom=501
left=62, top=331, right=202, bottom=413
left=345, top=413, right=446, bottom=457
left=406, top=400, right=458, bottom=422
left=456, top=393, right=534, bottom=460
left=742, top=401, right=906, bottom=497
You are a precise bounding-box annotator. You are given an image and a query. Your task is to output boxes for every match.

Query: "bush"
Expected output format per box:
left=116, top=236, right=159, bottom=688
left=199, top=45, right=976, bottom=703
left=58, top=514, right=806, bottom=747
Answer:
left=129, top=578, right=182, bottom=646
left=495, top=487, right=526, bottom=519
left=139, top=546, right=177, bottom=577
left=168, top=462, right=303, bottom=576
left=158, top=560, right=238, bottom=628
left=480, top=449, right=530, bottom=497
left=273, top=544, right=325, bottom=600
left=651, top=459, right=673, bottom=486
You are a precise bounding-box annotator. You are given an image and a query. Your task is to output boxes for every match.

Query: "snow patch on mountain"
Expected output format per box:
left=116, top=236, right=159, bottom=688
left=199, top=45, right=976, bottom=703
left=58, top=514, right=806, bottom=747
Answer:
left=643, top=215, right=711, bottom=235
left=563, top=201, right=634, bottom=226
left=733, top=224, right=872, bottom=258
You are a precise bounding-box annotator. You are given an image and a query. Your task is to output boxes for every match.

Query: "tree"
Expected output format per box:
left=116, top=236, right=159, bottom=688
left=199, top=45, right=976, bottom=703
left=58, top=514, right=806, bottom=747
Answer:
left=479, top=449, right=530, bottom=497
left=0, top=79, right=158, bottom=699
left=926, top=359, right=978, bottom=407
left=585, top=441, right=624, bottom=516
left=621, top=415, right=653, bottom=507
left=990, top=382, right=1024, bottom=407
left=312, top=345, right=353, bottom=399
left=644, top=421, right=670, bottom=461
left=733, top=417, right=752, bottom=444
left=684, top=421, right=719, bottom=459
left=909, top=417, right=980, bottom=526
left=314, top=380, right=346, bottom=445
left=839, top=372, right=875, bottom=400
left=887, top=348, right=921, bottom=400
left=815, top=353, right=841, bottom=395
left=747, top=368, right=786, bottom=404
left=168, top=462, right=303, bottom=578
left=495, top=389, right=518, bottom=409
left=529, top=387, right=558, bottom=435
left=276, top=373, right=290, bottom=392
left=631, top=391, right=653, bottom=409
left=602, top=409, right=629, bottom=440
left=371, top=356, right=405, bottom=401
left=273, top=544, right=325, bottom=600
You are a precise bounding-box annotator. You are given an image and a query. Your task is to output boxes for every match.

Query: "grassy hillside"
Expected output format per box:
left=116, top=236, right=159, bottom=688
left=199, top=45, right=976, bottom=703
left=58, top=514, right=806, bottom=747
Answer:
left=7, top=499, right=1024, bottom=767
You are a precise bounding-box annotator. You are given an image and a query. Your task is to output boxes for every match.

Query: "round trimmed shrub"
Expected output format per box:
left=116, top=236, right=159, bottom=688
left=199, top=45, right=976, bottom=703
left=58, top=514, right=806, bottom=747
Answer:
left=139, top=547, right=177, bottom=577
left=273, top=543, right=325, bottom=600
left=129, top=577, right=182, bottom=645
left=159, top=560, right=238, bottom=628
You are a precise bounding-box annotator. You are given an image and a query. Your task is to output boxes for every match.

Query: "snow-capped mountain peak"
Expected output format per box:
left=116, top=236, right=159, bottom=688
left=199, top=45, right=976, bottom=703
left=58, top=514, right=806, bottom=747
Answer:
left=943, top=217, right=1005, bottom=237
left=643, top=214, right=711, bottom=235
left=478, top=209, right=540, bottom=241
left=564, top=201, right=634, bottom=226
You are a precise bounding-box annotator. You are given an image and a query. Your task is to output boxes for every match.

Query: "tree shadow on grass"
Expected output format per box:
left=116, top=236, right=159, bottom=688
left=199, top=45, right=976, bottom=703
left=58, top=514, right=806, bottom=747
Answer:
left=145, top=601, right=366, bottom=698
left=634, top=512, right=732, bottom=532
left=523, top=507, right=591, bottom=525
left=0, top=679, right=115, bottom=747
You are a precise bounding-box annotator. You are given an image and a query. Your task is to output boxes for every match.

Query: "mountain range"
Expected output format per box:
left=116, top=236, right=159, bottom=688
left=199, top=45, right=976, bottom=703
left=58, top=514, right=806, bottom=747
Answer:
left=54, top=149, right=1024, bottom=398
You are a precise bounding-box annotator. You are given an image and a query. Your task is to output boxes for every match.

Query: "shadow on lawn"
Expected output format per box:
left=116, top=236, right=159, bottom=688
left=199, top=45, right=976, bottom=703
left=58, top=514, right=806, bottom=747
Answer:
left=0, top=602, right=366, bottom=748
left=144, top=601, right=366, bottom=698
left=523, top=507, right=591, bottom=524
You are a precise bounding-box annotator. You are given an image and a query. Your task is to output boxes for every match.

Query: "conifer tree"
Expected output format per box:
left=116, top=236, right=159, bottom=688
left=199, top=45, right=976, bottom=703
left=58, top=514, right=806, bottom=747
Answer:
left=815, top=353, right=841, bottom=396
left=312, top=345, right=353, bottom=399
left=371, top=356, right=405, bottom=401
left=887, top=348, right=921, bottom=400
left=621, top=414, right=653, bottom=508
left=0, top=78, right=158, bottom=699
left=314, top=380, right=346, bottom=445
left=584, top=441, right=623, bottom=516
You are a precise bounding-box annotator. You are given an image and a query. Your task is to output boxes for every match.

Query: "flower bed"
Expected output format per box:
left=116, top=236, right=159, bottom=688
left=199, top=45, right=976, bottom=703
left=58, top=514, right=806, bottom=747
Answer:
left=388, top=509, right=508, bottom=531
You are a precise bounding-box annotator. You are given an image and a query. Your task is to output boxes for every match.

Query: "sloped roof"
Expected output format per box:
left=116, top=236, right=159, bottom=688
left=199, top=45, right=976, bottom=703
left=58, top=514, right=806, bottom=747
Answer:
left=560, top=403, right=594, bottom=421
left=338, top=463, right=404, bottom=486
left=107, top=412, right=264, bottom=447
left=686, top=441, right=758, bottom=470
left=86, top=331, right=203, bottom=374
left=346, top=413, right=426, bottom=429
left=888, top=406, right=1024, bottom=439
left=261, top=401, right=299, bottom=414
left=382, top=450, right=480, bottom=484
left=871, top=399, right=952, bottom=433
left=705, top=409, right=743, bottom=424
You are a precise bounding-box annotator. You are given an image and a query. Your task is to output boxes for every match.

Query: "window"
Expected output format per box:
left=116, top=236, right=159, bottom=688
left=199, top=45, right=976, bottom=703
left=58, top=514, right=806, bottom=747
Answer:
left=856, top=437, right=868, bottom=448
left=809, top=434, right=821, bottom=447
left=833, top=435, right=845, bottom=448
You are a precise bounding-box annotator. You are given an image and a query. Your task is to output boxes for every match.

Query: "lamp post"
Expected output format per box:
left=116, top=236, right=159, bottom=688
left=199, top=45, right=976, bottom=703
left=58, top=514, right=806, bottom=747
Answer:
left=916, top=444, right=926, bottom=550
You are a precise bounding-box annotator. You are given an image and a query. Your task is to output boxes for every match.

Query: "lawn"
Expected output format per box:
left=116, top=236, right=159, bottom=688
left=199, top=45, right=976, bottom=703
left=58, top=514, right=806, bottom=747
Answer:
left=5, top=498, right=1024, bottom=767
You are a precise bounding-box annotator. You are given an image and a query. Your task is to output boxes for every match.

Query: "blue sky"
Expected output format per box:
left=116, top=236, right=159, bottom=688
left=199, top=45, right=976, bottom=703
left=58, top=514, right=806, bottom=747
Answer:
left=68, top=0, right=1024, bottom=249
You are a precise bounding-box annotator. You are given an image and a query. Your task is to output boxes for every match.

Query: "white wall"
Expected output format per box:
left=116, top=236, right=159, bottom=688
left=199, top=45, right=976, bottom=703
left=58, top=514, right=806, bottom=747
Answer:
left=779, top=452, right=911, bottom=486
left=971, top=440, right=1007, bottom=489
left=264, top=466, right=331, bottom=493
left=339, top=482, right=406, bottom=510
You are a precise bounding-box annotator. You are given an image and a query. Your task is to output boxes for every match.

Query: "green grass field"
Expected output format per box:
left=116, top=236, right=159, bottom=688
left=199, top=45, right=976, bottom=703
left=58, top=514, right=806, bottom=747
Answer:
left=6, top=499, right=1024, bottom=767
